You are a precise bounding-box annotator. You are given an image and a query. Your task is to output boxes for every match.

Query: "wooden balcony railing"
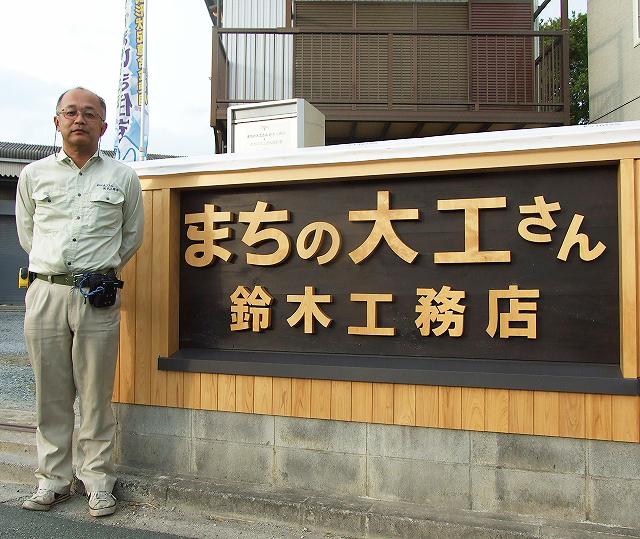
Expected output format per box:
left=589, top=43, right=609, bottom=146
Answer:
left=211, top=27, right=569, bottom=146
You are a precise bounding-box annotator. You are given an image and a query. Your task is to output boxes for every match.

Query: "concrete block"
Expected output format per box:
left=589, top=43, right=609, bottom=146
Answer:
left=166, top=476, right=306, bottom=525
left=275, top=446, right=366, bottom=496
left=301, top=494, right=372, bottom=536
left=472, top=432, right=586, bottom=474
left=368, top=424, right=470, bottom=464
left=116, top=403, right=190, bottom=438
left=117, top=432, right=191, bottom=475
left=587, top=439, right=640, bottom=479
left=367, top=455, right=470, bottom=508
left=471, top=467, right=585, bottom=521
left=367, top=514, right=540, bottom=539
left=193, top=409, right=274, bottom=445
left=193, top=439, right=274, bottom=485
left=0, top=450, right=37, bottom=486
left=114, top=471, right=172, bottom=506
left=588, top=477, right=640, bottom=528
left=275, top=416, right=366, bottom=454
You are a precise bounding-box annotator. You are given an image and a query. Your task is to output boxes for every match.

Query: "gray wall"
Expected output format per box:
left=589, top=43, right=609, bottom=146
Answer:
left=589, top=0, right=640, bottom=122
left=114, top=403, right=640, bottom=529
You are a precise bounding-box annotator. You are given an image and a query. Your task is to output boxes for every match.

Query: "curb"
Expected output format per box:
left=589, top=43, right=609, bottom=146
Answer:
left=112, top=467, right=640, bottom=539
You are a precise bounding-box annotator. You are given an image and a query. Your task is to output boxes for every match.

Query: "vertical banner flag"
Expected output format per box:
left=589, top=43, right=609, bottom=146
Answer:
left=115, top=0, right=149, bottom=161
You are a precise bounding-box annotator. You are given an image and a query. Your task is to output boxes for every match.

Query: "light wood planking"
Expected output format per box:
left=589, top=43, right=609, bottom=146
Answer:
left=153, top=189, right=178, bottom=408
left=273, top=377, right=292, bottom=416
left=612, top=395, right=640, bottom=442
left=415, top=385, right=439, bottom=428
left=331, top=381, right=352, bottom=421
left=509, top=390, right=534, bottom=435
left=218, top=374, right=236, bottom=412
left=619, top=159, right=638, bottom=378
left=558, top=392, right=585, bottom=439
left=254, top=376, right=273, bottom=415
left=462, top=388, right=485, bottom=431
left=139, top=145, right=640, bottom=193
left=372, top=383, right=394, bottom=424
left=636, top=159, right=640, bottom=379
left=134, top=191, right=154, bottom=405
left=486, top=390, right=509, bottom=433
left=352, top=382, right=373, bottom=423
left=439, top=386, right=462, bottom=429
left=310, top=379, right=331, bottom=419
left=292, top=379, right=312, bottom=418
left=184, top=373, right=201, bottom=410
left=117, top=257, right=137, bottom=403
left=534, top=391, right=560, bottom=437
left=200, top=373, right=218, bottom=411
left=586, top=393, right=612, bottom=441
left=235, top=375, right=254, bottom=413
left=393, top=384, right=415, bottom=426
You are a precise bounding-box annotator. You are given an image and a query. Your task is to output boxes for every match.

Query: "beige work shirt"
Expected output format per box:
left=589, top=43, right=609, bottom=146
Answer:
left=15, top=149, right=144, bottom=275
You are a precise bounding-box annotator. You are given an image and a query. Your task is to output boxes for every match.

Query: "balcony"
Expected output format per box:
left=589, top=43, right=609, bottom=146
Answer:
left=210, top=27, right=569, bottom=152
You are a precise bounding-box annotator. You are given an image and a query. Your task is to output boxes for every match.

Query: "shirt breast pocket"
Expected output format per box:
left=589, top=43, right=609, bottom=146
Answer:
left=87, top=190, right=125, bottom=236
left=31, top=188, right=66, bottom=234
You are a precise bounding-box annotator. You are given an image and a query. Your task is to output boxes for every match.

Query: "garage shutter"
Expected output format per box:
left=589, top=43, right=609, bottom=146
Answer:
left=0, top=215, right=27, bottom=305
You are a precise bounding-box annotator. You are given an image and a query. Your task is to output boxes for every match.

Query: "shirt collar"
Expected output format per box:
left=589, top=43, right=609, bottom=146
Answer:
left=56, top=148, right=103, bottom=166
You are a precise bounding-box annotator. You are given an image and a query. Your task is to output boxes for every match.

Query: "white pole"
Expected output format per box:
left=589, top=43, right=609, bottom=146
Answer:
left=139, top=0, right=148, bottom=160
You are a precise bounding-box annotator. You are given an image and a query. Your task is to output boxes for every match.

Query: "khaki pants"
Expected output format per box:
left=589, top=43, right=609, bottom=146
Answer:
left=24, top=278, right=120, bottom=494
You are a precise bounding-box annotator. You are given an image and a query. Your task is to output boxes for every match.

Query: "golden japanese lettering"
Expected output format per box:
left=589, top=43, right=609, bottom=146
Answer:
left=239, top=201, right=291, bottom=266
left=296, top=222, right=342, bottom=265
left=486, top=285, right=539, bottom=339
left=348, top=293, right=395, bottom=336
left=434, top=197, right=511, bottom=264
left=518, top=195, right=561, bottom=243
left=557, top=214, right=606, bottom=261
left=184, top=204, right=234, bottom=267
left=230, top=285, right=274, bottom=332
left=287, top=286, right=333, bottom=334
left=349, top=191, right=419, bottom=264
left=415, top=286, right=465, bottom=337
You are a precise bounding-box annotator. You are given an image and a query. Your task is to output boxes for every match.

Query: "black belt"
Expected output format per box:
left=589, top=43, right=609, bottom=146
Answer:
left=35, top=270, right=114, bottom=287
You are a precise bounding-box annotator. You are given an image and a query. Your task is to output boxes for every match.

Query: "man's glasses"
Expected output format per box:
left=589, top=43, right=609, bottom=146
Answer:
left=57, top=108, right=104, bottom=123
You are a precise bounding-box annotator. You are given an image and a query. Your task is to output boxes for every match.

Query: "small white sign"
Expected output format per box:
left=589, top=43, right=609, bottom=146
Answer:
left=233, top=118, right=297, bottom=153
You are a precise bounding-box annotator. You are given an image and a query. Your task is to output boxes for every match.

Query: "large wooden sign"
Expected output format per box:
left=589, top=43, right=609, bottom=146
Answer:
left=159, top=164, right=636, bottom=394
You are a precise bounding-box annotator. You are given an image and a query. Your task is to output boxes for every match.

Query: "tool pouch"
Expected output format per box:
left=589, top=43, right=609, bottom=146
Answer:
left=87, top=273, right=124, bottom=308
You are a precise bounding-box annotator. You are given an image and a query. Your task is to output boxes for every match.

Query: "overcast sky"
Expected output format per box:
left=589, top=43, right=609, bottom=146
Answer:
left=0, top=0, right=587, bottom=158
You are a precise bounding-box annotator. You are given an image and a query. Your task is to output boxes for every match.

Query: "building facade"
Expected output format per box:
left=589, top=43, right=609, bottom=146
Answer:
left=588, top=0, right=640, bottom=122
left=207, top=0, right=572, bottom=151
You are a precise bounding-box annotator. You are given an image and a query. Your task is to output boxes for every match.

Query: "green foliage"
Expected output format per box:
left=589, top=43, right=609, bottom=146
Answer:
left=540, top=12, right=589, bottom=124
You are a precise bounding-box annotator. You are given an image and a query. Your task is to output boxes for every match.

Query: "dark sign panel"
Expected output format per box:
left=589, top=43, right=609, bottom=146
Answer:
left=161, top=165, right=634, bottom=394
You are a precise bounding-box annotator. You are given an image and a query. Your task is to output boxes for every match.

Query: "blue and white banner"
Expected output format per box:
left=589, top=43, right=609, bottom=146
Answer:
left=114, top=0, right=148, bottom=161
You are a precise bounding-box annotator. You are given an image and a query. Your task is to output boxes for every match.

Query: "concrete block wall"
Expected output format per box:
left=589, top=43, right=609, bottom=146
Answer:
left=114, top=403, right=640, bottom=528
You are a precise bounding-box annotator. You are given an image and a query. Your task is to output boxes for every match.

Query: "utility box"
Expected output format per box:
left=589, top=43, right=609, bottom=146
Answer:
left=227, top=99, right=325, bottom=153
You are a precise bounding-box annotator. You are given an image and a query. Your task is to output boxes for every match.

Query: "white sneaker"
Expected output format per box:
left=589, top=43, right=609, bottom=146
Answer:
left=22, top=488, right=71, bottom=511
left=87, top=491, right=117, bottom=517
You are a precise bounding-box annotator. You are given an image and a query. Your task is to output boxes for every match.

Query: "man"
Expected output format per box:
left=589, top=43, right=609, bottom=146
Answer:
left=15, top=87, right=144, bottom=517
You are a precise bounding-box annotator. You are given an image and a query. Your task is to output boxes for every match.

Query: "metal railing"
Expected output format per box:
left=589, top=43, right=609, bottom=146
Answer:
left=212, top=27, right=568, bottom=120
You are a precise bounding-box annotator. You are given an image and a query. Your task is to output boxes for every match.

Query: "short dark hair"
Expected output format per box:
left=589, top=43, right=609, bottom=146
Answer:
left=56, top=87, right=107, bottom=117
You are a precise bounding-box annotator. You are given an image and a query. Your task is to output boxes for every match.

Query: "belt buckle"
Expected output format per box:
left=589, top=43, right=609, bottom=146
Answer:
left=72, top=274, right=85, bottom=287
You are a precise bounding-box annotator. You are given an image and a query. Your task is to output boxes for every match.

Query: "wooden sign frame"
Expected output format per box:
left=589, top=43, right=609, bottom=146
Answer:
left=114, top=135, right=640, bottom=441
